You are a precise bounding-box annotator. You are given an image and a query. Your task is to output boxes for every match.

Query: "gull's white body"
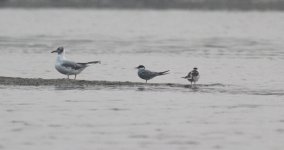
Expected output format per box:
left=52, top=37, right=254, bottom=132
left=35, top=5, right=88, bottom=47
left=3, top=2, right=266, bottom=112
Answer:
left=55, top=53, right=85, bottom=76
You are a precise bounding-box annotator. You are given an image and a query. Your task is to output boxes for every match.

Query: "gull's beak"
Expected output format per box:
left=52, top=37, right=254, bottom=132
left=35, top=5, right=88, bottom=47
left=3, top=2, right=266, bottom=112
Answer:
left=51, top=50, right=57, bottom=53
left=135, top=66, right=139, bottom=69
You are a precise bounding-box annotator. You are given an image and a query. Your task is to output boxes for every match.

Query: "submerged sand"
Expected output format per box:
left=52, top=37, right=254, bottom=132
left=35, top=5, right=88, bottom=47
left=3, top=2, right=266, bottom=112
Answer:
left=0, top=76, right=188, bottom=88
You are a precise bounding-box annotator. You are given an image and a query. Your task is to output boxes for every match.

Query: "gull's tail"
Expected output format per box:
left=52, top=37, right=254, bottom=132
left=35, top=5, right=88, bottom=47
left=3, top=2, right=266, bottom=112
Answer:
left=78, top=61, right=101, bottom=65
left=181, top=75, right=189, bottom=79
left=158, top=70, right=170, bottom=76
left=87, top=61, right=101, bottom=64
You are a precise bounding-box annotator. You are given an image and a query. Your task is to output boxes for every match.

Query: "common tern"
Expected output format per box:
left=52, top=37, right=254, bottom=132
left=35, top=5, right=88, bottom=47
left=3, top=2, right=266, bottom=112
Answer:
left=136, top=65, right=169, bottom=83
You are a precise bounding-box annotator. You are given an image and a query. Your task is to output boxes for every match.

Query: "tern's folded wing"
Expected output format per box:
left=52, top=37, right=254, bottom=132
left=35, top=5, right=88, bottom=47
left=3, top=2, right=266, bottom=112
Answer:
left=142, top=70, right=158, bottom=78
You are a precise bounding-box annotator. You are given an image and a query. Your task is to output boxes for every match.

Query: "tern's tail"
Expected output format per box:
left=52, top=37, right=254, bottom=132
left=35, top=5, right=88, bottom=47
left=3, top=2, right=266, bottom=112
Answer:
left=158, top=70, right=169, bottom=76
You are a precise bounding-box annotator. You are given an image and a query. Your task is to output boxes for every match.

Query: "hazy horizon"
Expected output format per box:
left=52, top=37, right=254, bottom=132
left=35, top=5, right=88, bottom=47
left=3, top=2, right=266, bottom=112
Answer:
left=1, top=0, right=284, bottom=10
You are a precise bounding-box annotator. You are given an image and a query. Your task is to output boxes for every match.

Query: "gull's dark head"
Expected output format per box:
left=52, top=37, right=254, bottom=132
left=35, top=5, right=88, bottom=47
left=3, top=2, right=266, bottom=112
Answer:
left=193, top=67, right=198, bottom=70
left=51, top=47, right=64, bottom=54
left=136, top=65, right=145, bottom=69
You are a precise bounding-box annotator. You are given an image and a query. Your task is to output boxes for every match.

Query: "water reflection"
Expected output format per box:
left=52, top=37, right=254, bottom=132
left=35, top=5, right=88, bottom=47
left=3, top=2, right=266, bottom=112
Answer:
left=54, top=85, right=86, bottom=90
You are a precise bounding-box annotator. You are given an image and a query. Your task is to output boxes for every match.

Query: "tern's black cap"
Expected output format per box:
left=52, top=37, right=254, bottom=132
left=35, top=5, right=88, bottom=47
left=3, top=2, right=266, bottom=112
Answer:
left=137, top=65, right=145, bottom=69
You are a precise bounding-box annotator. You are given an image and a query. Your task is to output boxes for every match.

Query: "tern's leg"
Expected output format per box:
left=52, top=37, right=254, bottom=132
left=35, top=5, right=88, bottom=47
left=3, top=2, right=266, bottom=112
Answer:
left=146, top=80, right=147, bottom=83
left=74, top=74, right=77, bottom=80
left=67, top=75, right=69, bottom=79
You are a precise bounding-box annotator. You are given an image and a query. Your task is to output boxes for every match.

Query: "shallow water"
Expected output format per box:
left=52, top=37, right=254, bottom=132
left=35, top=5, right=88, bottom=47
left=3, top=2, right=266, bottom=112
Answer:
left=0, top=9, right=284, bottom=150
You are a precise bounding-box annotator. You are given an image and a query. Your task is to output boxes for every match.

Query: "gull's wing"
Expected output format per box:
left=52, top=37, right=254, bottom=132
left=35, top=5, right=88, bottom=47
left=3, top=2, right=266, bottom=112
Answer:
left=61, top=60, right=86, bottom=70
left=187, top=71, right=193, bottom=78
left=182, top=71, right=192, bottom=79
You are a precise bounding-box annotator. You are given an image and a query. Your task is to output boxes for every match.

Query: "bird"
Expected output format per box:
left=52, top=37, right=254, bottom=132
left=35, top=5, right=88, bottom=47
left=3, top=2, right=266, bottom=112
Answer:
left=136, top=65, right=169, bottom=83
left=182, top=67, right=200, bottom=86
left=51, top=47, right=100, bottom=79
